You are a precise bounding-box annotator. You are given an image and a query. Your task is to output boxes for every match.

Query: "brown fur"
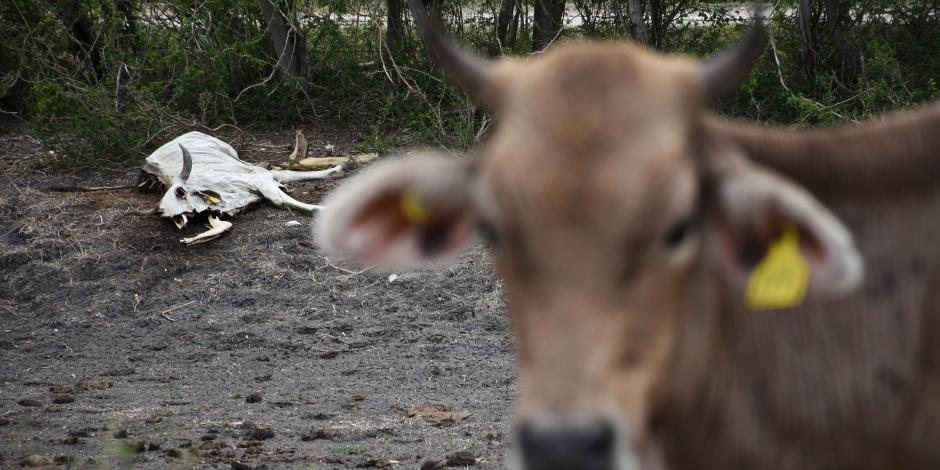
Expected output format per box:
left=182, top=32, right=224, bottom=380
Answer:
left=320, top=29, right=940, bottom=469
left=705, top=104, right=940, bottom=195
left=473, top=43, right=940, bottom=469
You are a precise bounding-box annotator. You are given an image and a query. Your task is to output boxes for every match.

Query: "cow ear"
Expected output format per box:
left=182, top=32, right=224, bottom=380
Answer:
left=316, top=154, right=477, bottom=267
left=705, top=159, right=863, bottom=307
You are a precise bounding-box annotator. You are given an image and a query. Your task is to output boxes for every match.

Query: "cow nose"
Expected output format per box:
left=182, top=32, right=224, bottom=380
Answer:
left=518, top=416, right=617, bottom=470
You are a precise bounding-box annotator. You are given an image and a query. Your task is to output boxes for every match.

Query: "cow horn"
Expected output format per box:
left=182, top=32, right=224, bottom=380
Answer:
left=701, top=2, right=768, bottom=99
left=406, top=0, right=494, bottom=104
left=178, top=144, right=193, bottom=181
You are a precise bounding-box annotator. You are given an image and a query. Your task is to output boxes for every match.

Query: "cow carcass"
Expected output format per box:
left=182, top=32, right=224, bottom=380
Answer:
left=315, top=1, right=940, bottom=470
left=139, top=131, right=344, bottom=244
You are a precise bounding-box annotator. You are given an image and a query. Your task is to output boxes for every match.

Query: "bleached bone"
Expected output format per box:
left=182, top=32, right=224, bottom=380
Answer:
left=140, top=131, right=345, bottom=242
left=180, top=214, right=233, bottom=245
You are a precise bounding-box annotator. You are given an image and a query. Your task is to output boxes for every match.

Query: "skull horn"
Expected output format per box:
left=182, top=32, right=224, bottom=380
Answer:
left=178, top=144, right=193, bottom=182
left=701, top=2, right=768, bottom=99
left=406, top=0, right=495, bottom=105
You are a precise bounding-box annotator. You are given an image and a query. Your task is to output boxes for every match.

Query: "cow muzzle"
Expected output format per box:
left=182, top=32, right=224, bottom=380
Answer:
left=516, top=414, right=629, bottom=470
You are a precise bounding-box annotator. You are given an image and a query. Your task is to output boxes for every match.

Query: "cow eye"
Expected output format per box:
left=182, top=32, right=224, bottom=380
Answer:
left=663, top=216, right=697, bottom=251
left=175, top=187, right=187, bottom=198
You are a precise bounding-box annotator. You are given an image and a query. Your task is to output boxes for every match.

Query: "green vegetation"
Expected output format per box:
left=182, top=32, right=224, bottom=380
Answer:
left=1, top=1, right=938, bottom=167
left=330, top=445, right=364, bottom=455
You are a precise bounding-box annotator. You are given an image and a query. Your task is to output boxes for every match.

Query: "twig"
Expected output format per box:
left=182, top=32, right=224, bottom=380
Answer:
left=160, top=300, right=196, bottom=316
left=323, top=257, right=373, bottom=275
left=44, top=184, right=136, bottom=193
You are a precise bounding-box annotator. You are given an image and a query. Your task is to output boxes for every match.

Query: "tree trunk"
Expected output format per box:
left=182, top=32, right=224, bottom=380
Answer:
left=56, top=0, right=103, bottom=79
left=422, top=0, right=443, bottom=17
left=387, top=0, right=404, bottom=55
left=798, top=0, right=819, bottom=83
left=532, top=0, right=565, bottom=52
left=823, top=0, right=859, bottom=81
left=649, top=0, right=665, bottom=48
left=495, top=0, right=515, bottom=52
left=626, top=0, right=648, bottom=44
left=258, top=0, right=306, bottom=80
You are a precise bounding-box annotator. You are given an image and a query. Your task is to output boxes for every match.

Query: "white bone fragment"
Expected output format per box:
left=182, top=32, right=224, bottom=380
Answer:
left=180, top=215, right=233, bottom=245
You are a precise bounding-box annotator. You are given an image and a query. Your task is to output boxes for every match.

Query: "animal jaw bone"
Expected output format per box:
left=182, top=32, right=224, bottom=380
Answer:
left=140, top=131, right=346, bottom=243
left=180, top=214, right=233, bottom=245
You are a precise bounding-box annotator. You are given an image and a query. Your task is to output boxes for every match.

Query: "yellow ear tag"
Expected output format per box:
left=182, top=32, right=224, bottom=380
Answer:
left=401, top=190, right=431, bottom=223
left=745, top=226, right=810, bottom=311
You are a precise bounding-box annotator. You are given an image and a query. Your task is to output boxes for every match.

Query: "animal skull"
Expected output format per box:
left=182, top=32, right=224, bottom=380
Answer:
left=139, top=131, right=344, bottom=244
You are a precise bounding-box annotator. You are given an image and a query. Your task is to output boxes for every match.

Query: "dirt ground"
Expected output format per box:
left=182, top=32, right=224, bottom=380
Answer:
left=0, top=126, right=516, bottom=469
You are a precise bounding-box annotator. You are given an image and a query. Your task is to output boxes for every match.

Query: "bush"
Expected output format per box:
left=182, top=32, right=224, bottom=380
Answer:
left=1, top=1, right=939, bottom=167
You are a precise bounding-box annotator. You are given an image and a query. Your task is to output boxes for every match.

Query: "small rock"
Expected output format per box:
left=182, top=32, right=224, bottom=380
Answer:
left=300, top=428, right=332, bottom=441
left=52, top=394, right=75, bottom=404
left=68, top=429, right=91, bottom=438
left=284, top=220, right=302, bottom=227
left=54, top=455, right=76, bottom=464
left=45, top=405, right=64, bottom=413
left=445, top=451, right=477, bottom=466
left=18, top=399, right=42, bottom=407
left=0, top=418, right=11, bottom=426
left=245, top=392, right=262, bottom=404
left=246, top=424, right=274, bottom=441
left=134, top=441, right=161, bottom=452
left=21, top=455, right=54, bottom=467
left=113, top=429, right=128, bottom=439
left=318, top=351, right=339, bottom=359
left=49, top=384, right=71, bottom=394
left=420, top=460, right=444, bottom=470
left=357, top=459, right=392, bottom=468
left=57, top=436, right=81, bottom=445
left=164, top=448, right=182, bottom=458
left=200, top=441, right=225, bottom=450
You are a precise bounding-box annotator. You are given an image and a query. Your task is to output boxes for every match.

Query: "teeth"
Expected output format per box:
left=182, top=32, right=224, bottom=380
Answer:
left=173, top=214, right=188, bottom=229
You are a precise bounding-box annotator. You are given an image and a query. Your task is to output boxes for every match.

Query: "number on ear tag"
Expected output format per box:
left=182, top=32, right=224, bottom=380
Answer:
left=401, top=190, right=431, bottom=223
left=745, top=226, right=810, bottom=310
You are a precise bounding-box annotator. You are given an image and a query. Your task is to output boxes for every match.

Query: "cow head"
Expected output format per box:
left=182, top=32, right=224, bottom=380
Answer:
left=316, top=4, right=863, bottom=469
left=157, top=144, right=204, bottom=229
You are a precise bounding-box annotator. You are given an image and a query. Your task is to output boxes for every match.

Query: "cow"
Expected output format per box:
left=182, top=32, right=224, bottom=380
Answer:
left=140, top=131, right=345, bottom=243
left=315, top=2, right=940, bottom=469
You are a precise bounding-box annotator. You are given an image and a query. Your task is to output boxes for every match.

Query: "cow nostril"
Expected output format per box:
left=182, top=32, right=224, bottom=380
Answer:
left=518, top=417, right=617, bottom=470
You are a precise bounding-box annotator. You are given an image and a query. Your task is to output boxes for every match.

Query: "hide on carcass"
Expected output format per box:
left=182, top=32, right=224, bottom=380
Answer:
left=139, top=131, right=344, bottom=244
